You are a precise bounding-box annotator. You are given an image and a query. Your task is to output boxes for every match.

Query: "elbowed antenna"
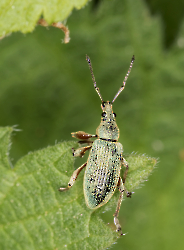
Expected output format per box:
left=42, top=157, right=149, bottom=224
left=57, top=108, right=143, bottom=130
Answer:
left=86, top=55, right=104, bottom=103
left=112, top=55, right=135, bottom=103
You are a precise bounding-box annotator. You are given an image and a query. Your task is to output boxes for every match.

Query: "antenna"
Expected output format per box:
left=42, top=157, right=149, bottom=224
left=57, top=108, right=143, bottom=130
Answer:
left=86, top=55, right=104, bottom=102
left=112, top=55, right=135, bottom=103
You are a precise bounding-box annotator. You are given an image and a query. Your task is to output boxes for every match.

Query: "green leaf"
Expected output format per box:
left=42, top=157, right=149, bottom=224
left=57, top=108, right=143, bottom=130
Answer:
left=0, top=127, right=118, bottom=250
left=0, top=127, right=156, bottom=249
left=124, top=153, right=157, bottom=191
left=0, top=127, right=15, bottom=202
left=0, top=0, right=88, bottom=38
left=1, top=0, right=183, bottom=249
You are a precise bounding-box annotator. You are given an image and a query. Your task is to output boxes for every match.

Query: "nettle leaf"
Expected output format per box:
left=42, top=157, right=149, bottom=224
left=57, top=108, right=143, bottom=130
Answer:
left=0, top=0, right=88, bottom=39
left=0, top=127, right=156, bottom=249
left=124, top=153, right=157, bottom=191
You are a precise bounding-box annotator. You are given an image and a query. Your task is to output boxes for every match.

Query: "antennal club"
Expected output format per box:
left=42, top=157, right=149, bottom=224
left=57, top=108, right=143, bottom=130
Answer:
left=112, top=55, right=135, bottom=103
left=86, top=55, right=104, bottom=103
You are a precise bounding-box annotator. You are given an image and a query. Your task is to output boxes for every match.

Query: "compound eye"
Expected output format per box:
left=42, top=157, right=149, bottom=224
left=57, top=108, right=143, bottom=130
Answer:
left=113, top=112, right=116, bottom=117
left=102, top=112, right=106, bottom=117
left=102, top=102, right=106, bottom=107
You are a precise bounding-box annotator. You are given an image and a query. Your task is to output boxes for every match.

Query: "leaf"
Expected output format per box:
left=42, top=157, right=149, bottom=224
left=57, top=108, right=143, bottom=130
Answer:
left=0, top=127, right=15, bottom=202
left=1, top=0, right=183, bottom=248
left=0, top=0, right=88, bottom=39
left=124, top=153, right=157, bottom=191
left=0, top=127, right=156, bottom=250
left=0, top=127, right=118, bottom=250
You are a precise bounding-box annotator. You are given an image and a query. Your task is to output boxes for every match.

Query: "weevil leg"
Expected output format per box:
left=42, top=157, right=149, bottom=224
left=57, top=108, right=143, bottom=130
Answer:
left=71, top=131, right=97, bottom=140
left=122, top=158, right=132, bottom=198
left=71, top=131, right=94, bottom=157
left=59, top=162, right=87, bottom=191
left=113, top=177, right=124, bottom=235
left=113, top=159, right=132, bottom=235
left=72, top=145, right=92, bottom=158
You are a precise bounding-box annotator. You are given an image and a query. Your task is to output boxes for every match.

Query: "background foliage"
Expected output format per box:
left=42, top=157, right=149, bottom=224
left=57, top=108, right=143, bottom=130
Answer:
left=0, top=0, right=184, bottom=249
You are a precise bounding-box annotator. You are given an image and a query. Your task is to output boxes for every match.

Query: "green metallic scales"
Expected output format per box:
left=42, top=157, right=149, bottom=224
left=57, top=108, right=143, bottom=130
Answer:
left=84, top=100, right=122, bottom=208
left=84, top=139, right=123, bottom=209
left=96, top=101, right=119, bottom=141
left=59, top=55, right=135, bottom=234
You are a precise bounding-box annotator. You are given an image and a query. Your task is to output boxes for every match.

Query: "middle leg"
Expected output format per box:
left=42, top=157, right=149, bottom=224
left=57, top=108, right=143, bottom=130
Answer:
left=72, top=145, right=92, bottom=158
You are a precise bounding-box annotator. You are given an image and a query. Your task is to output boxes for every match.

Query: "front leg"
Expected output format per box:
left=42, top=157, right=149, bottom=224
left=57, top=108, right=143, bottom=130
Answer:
left=59, top=162, right=87, bottom=191
left=71, top=131, right=97, bottom=140
left=71, top=131, right=95, bottom=157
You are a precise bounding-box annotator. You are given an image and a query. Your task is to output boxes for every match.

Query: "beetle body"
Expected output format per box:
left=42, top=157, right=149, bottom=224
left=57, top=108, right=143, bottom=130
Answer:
left=84, top=139, right=123, bottom=209
left=59, top=55, right=135, bottom=234
left=84, top=101, right=122, bottom=209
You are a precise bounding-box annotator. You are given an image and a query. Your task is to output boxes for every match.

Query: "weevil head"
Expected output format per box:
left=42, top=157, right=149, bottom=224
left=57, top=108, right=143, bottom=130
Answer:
left=96, top=101, right=119, bottom=141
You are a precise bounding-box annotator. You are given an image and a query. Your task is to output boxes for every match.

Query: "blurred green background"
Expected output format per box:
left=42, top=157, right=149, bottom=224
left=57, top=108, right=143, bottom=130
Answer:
left=0, top=0, right=184, bottom=249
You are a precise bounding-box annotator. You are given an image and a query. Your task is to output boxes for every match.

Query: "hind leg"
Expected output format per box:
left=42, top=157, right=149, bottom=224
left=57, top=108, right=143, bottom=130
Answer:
left=59, top=162, right=87, bottom=191
left=113, top=177, right=125, bottom=235
left=114, top=159, right=132, bottom=234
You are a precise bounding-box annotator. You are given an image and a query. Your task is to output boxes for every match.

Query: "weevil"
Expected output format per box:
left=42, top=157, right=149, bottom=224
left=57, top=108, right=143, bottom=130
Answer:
left=59, top=55, right=135, bottom=234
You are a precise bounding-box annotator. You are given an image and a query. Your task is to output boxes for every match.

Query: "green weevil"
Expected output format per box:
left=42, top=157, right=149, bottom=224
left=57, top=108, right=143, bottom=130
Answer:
left=59, top=55, right=135, bottom=234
